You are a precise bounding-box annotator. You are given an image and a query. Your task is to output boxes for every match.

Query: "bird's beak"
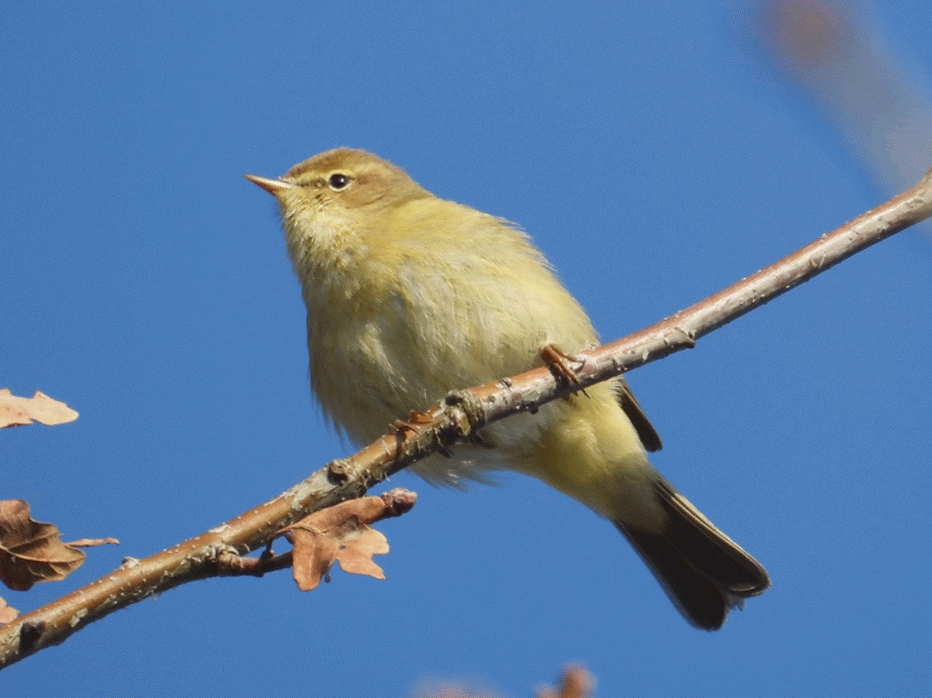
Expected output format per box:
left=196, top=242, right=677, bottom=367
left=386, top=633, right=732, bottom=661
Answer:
left=243, top=174, right=295, bottom=195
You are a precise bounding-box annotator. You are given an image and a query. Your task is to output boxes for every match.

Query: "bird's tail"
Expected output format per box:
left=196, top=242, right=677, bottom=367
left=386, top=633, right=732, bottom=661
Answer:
left=614, top=475, right=770, bottom=631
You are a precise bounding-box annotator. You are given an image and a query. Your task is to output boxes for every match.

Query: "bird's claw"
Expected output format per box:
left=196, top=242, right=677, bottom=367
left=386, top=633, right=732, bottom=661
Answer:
left=388, top=410, right=435, bottom=436
left=540, top=344, right=590, bottom=396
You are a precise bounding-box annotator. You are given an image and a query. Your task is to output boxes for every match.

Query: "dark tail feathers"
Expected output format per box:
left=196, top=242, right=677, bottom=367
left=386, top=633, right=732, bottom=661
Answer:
left=615, top=477, right=770, bottom=630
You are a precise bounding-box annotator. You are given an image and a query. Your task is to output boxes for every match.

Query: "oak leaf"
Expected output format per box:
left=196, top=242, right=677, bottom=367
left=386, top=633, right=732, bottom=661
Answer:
left=0, top=500, right=87, bottom=591
left=0, top=389, right=79, bottom=428
left=281, top=490, right=416, bottom=592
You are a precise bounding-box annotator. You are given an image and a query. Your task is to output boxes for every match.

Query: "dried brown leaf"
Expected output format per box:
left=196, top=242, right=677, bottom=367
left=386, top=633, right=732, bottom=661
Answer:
left=281, top=493, right=414, bottom=591
left=285, top=528, right=340, bottom=591
left=0, top=596, right=19, bottom=624
left=333, top=525, right=388, bottom=578
left=0, top=500, right=86, bottom=591
left=0, top=389, right=79, bottom=428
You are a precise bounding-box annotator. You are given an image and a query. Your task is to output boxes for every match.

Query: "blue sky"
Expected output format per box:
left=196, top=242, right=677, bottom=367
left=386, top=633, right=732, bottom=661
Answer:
left=2, top=2, right=930, bottom=696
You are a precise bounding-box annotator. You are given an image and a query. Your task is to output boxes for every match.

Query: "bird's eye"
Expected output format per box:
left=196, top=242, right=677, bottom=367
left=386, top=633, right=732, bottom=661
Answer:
left=328, top=173, right=350, bottom=190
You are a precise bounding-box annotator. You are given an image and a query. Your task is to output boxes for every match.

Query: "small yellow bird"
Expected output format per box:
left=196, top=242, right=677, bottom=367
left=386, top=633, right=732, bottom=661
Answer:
left=246, top=148, right=769, bottom=630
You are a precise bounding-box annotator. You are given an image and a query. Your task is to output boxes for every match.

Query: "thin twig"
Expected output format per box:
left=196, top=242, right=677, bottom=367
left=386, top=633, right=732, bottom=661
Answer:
left=1, top=167, right=930, bottom=670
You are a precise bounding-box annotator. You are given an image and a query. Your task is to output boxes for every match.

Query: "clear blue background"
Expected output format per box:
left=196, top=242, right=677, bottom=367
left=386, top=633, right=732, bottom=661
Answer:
left=2, top=2, right=930, bottom=696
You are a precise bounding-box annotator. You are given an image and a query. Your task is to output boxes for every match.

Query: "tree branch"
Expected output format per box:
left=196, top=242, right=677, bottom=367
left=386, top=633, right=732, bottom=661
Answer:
left=1, top=167, right=930, bottom=670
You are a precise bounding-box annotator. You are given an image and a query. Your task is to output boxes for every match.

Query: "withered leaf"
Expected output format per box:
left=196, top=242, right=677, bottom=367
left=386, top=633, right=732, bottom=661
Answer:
left=281, top=493, right=413, bottom=592
left=285, top=528, right=340, bottom=591
left=0, top=389, right=79, bottom=428
left=332, top=526, right=388, bottom=578
left=0, top=500, right=86, bottom=591
left=0, top=596, right=19, bottom=624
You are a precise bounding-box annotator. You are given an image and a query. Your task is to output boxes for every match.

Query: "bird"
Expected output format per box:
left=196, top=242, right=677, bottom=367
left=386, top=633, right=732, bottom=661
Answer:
left=245, top=147, right=770, bottom=630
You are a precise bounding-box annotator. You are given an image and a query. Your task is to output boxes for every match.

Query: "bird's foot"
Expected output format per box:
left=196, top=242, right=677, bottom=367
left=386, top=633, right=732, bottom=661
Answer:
left=540, top=344, right=590, bottom=397
left=389, top=411, right=455, bottom=457
left=388, top=409, right=435, bottom=436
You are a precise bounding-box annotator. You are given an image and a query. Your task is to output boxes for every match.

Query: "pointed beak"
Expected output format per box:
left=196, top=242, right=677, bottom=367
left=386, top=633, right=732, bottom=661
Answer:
left=243, top=174, right=295, bottom=195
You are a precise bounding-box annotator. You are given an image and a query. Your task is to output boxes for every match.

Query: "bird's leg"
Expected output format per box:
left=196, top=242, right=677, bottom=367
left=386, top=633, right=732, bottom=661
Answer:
left=388, top=409, right=455, bottom=457
left=540, top=344, right=590, bottom=397
left=389, top=409, right=435, bottom=436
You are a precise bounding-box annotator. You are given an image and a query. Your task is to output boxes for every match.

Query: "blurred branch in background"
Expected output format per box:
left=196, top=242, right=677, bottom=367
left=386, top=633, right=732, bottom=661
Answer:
left=536, top=665, right=595, bottom=698
left=758, top=0, right=932, bottom=235
left=414, top=664, right=594, bottom=698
